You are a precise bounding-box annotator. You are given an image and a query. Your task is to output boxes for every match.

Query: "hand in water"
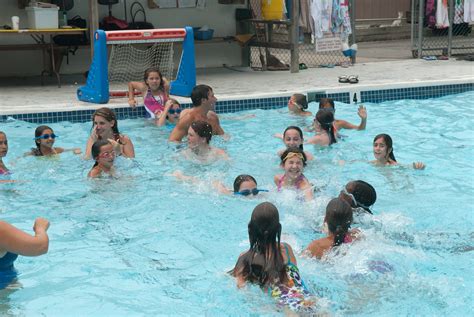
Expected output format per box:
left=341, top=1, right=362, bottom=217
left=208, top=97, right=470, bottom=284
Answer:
left=358, top=105, right=367, bottom=119
left=413, top=162, right=426, bottom=170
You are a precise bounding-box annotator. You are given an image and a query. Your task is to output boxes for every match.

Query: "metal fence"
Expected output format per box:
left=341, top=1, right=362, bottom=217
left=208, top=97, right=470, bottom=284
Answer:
left=247, top=0, right=356, bottom=70
left=411, top=0, right=474, bottom=58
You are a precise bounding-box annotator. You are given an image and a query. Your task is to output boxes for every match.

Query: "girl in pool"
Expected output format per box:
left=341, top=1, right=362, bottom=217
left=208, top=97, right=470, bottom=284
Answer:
left=0, top=131, right=9, bottom=174
left=128, top=67, right=170, bottom=119
left=88, top=140, right=116, bottom=178
left=183, top=120, right=228, bottom=162
left=26, top=125, right=82, bottom=156
left=319, top=98, right=367, bottom=131
left=287, top=93, right=312, bottom=116
left=339, top=180, right=377, bottom=215
left=172, top=173, right=269, bottom=197
left=230, top=202, right=317, bottom=313
left=372, top=134, right=425, bottom=169
left=277, top=126, right=314, bottom=160
left=156, top=98, right=182, bottom=126
left=274, top=147, right=313, bottom=201
left=307, top=109, right=337, bottom=146
left=306, top=198, right=360, bottom=259
left=85, top=108, right=135, bottom=159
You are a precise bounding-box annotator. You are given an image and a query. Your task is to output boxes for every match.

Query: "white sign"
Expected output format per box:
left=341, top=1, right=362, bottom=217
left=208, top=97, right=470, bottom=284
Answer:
left=315, top=33, right=342, bottom=52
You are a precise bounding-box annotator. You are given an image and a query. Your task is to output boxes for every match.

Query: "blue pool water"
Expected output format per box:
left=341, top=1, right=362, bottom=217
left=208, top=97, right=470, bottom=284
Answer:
left=1, top=91, right=473, bottom=315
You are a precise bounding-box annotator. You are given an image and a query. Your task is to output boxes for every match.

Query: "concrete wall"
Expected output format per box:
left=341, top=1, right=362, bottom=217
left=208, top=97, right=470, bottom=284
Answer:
left=0, top=0, right=247, bottom=76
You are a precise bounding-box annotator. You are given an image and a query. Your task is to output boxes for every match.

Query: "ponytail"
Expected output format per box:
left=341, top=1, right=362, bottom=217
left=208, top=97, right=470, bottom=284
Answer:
left=333, top=225, right=346, bottom=246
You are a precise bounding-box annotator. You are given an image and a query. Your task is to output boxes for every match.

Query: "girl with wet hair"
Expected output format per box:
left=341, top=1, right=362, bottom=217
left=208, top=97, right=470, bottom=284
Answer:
left=26, top=125, right=81, bottom=156
left=184, top=120, right=228, bottom=162
left=307, top=109, right=337, bottom=146
left=0, top=132, right=9, bottom=174
left=88, top=140, right=116, bottom=178
left=339, top=180, right=377, bottom=215
left=319, top=98, right=367, bottom=131
left=372, top=134, right=425, bottom=169
left=277, top=126, right=314, bottom=160
left=306, top=198, right=360, bottom=259
left=231, top=202, right=317, bottom=313
left=287, top=93, right=312, bottom=116
left=85, top=107, right=135, bottom=159
left=274, top=147, right=313, bottom=201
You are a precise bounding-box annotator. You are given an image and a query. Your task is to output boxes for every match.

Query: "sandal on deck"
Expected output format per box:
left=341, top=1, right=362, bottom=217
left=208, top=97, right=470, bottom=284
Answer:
left=338, top=75, right=349, bottom=83
left=348, top=75, right=359, bottom=84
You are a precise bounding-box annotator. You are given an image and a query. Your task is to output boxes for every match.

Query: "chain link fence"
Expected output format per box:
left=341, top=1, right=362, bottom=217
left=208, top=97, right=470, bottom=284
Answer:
left=411, top=0, right=474, bottom=57
left=247, top=0, right=355, bottom=70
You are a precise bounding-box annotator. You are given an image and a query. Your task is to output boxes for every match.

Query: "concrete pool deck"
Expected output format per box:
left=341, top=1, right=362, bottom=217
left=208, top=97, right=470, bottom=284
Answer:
left=0, top=39, right=473, bottom=115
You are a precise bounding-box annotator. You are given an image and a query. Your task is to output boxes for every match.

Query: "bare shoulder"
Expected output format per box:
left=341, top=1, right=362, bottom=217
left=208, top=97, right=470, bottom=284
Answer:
left=274, top=174, right=282, bottom=184
left=207, top=111, right=219, bottom=121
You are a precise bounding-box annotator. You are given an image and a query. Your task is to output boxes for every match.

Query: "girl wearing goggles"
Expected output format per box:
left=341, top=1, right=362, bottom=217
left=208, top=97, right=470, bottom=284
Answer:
left=88, top=140, right=116, bottom=178
left=157, top=98, right=183, bottom=127
left=27, top=125, right=81, bottom=157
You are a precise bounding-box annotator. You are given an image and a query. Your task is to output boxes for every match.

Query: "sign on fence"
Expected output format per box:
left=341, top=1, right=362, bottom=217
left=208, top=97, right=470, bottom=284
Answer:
left=315, top=33, right=342, bottom=52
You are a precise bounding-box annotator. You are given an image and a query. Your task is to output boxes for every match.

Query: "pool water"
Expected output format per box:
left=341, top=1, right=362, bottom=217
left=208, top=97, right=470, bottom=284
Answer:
left=0, top=91, right=473, bottom=315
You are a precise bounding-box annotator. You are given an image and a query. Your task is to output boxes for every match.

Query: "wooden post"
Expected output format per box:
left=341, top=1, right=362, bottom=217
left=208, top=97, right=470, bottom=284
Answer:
left=289, top=0, right=299, bottom=73
left=89, top=0, right=99, bottom=60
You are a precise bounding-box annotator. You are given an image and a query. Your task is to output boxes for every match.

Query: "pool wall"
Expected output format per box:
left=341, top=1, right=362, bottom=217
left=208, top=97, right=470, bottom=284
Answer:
left=1, top=81, right=472, bottom=123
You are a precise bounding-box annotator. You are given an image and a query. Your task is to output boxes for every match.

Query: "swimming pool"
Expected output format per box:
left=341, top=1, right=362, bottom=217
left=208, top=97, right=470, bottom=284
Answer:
left=1, top=91, right=473, bottom=315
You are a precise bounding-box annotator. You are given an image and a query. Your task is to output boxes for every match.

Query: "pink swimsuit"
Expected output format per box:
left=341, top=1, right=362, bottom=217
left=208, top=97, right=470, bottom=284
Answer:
left=277, top=174, right=305, bottom=191
left=143, top=89, right=168, bottom=118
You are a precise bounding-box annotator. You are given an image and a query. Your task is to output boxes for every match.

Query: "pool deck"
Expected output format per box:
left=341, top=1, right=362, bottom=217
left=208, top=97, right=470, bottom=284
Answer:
left=0, top=40, right=473, bottom=115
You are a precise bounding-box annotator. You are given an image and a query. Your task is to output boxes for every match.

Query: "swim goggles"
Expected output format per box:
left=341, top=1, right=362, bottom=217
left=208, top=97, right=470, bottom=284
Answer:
left=234, top=188, right=269, bottom=196
left=34, top=133, right=57, bottom=140
left=168, top=108, right=182, bottom=115
left=97, top=151, right=115, bottom=159
left=341, top=186, right=373, bottom=214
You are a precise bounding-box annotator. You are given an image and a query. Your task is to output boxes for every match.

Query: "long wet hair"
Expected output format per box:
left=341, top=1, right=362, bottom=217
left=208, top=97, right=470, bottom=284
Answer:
left=325, top=198, right=353, bottom=246
left=143, top=67, right=165, bottom=92
left=292, top=93, right=308, bottom=110
left=233, top=174, right=257, bottom=192
left=92, top=107, right=120, bottom=138
left=283, top=126, right=305, bottom=151
left=231, top=202, right=287, bottom=287
left=280, top=146, right=307, bottom=167
left=373, top=133, right=396, bottom=162
left=32, top=125, right=54, bottom=156
left=190, top=121, right=213, bottom=144
left=315, top=109, right=337, bottom=145
left=91, top=140, right=110, bottom=167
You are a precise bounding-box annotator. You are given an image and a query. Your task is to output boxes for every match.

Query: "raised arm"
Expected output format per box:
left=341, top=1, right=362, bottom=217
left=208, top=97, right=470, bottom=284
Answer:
left=169, top=114, right=192, bottom=142
left=0, top=218, right=49, bottom=256
left=336, top=105, right=367, bottom=130
left=157, top=100, right=174, bottom=126
left=208, top=111, right=225, bottom=135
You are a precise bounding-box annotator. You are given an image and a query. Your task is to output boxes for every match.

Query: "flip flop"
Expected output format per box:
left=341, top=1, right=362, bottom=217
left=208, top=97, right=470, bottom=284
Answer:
left=348, top=75, right=359, bottom=84
left=338, top=75, right=349, bottom=83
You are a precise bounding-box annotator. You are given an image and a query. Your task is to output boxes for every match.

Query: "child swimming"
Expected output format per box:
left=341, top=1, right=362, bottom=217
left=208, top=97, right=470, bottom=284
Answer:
left=372, top=134, right=425, bottom=169
left=26, top=125, right=81, bottom=156
left=274, top=147, right=313, bottom=201
left=306, top=198, right=360, bottom=259
left=156, top=98, right=182, bottom=126
left=319, top=98, right=367, bottom=131
left=0, top=131, right=9, bottom=174
left=128, top=67, right=170, bottom=120
left=182, top=120, right=228, bottom=162
left=231, top=202, right=317, bottom=313
left=287, top=93, right=312, bottom=116
left=307, top=110, right=337, bottom=146
left=277, top=126, right=314, bottom=160
left=88, top=140, right=116, bottom=178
